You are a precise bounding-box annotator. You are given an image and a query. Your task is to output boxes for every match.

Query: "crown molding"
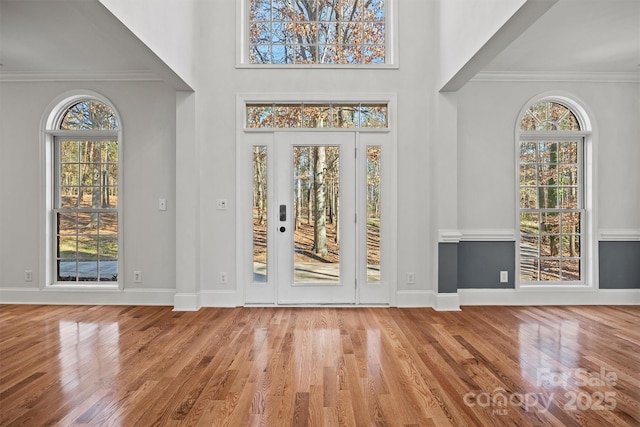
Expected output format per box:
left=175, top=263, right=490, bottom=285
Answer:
left=471, top=71, right=640, bottom=84
left=0, top=70, right=162, bottom=83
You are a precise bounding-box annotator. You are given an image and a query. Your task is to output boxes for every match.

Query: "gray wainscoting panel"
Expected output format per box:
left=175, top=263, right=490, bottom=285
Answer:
left=599, top=241, right=640, bottom=289
left=458, top=241, right=515, bottom=289
left=438, top=243, right=458, bottom=293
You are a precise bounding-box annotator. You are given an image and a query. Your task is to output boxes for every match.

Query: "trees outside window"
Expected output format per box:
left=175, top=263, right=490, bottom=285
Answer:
left=518, top=100, right=585, bottom=283
left=248, top=0, right=386, bottom=65
left=54, top=100, right=120, bottom=282
left=246, top=102, right=388, bottom=128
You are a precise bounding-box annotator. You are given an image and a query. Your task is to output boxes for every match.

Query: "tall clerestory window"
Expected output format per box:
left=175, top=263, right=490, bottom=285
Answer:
left=53, top=100, right=120, bottom=283
left=247, top=0, right=386, bottom=65
left=518, top=100, right=587, bottom=284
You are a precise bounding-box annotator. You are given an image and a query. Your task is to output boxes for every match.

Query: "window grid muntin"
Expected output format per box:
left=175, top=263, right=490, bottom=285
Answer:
left=54, top=132, right=119, bottom=282
left=247, top=0, right=386, bottom=65
left=519, top=137, right=585, bottom=283
left=58, top=100, right=119, bottom=130
left=55, top=209, right=118, bottom=281
left=519, top=101, right=580, bottom=132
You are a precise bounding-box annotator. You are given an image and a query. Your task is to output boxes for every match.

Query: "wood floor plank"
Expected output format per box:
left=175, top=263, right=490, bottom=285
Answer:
left=1, top=305, right=638, bottom=426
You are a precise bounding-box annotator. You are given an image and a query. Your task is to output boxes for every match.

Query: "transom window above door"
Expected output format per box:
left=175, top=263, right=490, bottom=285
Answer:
left=244, top=0, right=394, bottom=66
left=245, top=102, right=388, bottom=128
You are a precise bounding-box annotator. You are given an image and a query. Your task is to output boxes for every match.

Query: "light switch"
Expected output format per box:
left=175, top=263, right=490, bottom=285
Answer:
left=159, top=198, right=167, bottom=211
left=216, top=199, right=228, bottom=210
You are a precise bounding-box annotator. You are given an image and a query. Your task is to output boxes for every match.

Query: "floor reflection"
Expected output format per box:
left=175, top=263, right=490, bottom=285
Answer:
left=519, top=318, right=581, bottom=387
left=58, top=320, right=120, bottom=395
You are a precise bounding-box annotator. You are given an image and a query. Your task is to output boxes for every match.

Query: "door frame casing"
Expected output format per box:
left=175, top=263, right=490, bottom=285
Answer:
left=236, top=93, right=398, bottom=306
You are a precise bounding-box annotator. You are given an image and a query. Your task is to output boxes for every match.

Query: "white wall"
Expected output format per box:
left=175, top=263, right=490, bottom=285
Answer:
left=0, top=81, right=177, bottom=295
left=457, top=80, right=640, bottom=232
left=99, top=0, right=196, bottom=89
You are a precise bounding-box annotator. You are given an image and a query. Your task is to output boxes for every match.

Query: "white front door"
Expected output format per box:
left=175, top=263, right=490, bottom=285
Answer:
left=276, top=132, right=356, bottom=304
left=242, top=129, right=392, bottom=306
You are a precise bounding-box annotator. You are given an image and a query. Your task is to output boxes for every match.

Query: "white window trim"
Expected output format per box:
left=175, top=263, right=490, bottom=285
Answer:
left=240, top=93, right=395, bottom=131
left=236, top=0, right=399, bottom=68
left=40, top=91, right=124, bottom=290
left=514, top=93, right=598, bottom=291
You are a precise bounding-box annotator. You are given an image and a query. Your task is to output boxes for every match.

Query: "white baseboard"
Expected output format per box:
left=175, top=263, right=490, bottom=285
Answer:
left=5, top=287, right=633, bottom=310
left=459, top=288, right=640, bottom=306
left=200, top=289, right=242, bottom=307
left=173, top=292, right=201, bottom=311
left=0, top=286, right=175, bottom=306
left=435, top=293, right=461, bottom=311
left=396, top=291, right=461, bottom=311
left=396, top=290, right=435, bottom=308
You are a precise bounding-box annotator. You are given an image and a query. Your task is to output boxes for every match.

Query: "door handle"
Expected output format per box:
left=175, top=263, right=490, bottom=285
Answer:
left=279, top=226, right=286, bottom=233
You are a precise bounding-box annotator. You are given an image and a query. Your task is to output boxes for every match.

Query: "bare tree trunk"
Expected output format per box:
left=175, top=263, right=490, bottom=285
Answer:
left=335, top=185, right=340, bottom=244
left=254, top=147, right=265, bottom=225
left=90, top=143, right=101, bottom=225
left=307, top=186, right=312, bottom=224
left=313, top=146, right=328, bottom=256
left=78, top=141, right=90, bottom=206
left=295, top=177, right=301, bottom=230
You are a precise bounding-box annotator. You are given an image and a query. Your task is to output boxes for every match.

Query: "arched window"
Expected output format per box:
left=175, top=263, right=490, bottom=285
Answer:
left=520, top=101, right=580, bottom=131
left=51, top=98, right=120, bottom=283
left=518, top=99, right=589, bottom=284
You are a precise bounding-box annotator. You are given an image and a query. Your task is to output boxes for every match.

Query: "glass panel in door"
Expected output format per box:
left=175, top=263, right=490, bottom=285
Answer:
left=293, top=146, right=340, bottom=283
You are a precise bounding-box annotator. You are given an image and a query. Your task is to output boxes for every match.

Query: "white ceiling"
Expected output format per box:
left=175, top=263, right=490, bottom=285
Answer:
left=1, top=0, right=638, bottom=83
left=483, top=0, right=640, bottom=74
left=0, top=0, right=160, bottom=81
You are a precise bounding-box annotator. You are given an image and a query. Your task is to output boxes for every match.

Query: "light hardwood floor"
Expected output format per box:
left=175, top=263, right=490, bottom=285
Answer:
left=1, top=305, right=638, bottom=426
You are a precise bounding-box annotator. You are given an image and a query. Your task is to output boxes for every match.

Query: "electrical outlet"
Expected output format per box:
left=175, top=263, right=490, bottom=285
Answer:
left=220, top=272, right=228, bottom=284
left=25, top=270, right=33, bottom=282
left=500, top=271, right=508, bottom=283
left=407, top=272, right=415, bottom=284
left=134, top=271, right=142, bottom=283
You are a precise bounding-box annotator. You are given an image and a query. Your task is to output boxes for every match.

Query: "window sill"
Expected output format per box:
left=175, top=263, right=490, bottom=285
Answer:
left=517, top=283, right=595, bottom=291
left=46, top=283, right=121, bottom=291
left=243, top=127, right=390, bottom=133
